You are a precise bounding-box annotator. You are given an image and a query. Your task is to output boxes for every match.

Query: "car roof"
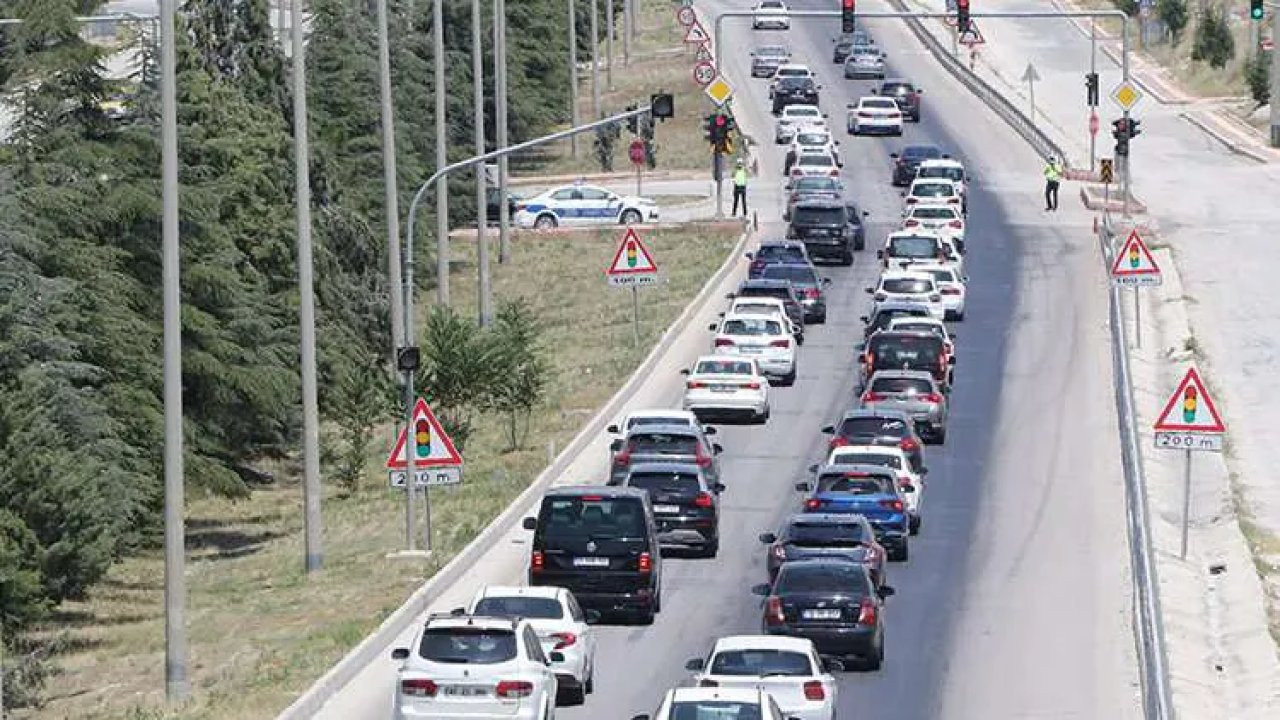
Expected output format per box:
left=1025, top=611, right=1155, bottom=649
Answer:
left=919, top=158, right=962, bottom=168
left=817, top=462, right=899, bottom=478
left=759, top=239, right=807, bottom=248
left=900, top=261, right=956, bottom=273
left=624, top=423, right=701, bottom=437
left=624, top=409, right=698, bottom=422
left=669, top=686, right=767, bottom=703
left=723, top=312, right=786, bottom=323
left=887, top=230, right=943, bottom=241
left=881, top=78, right=914, bottom=86
left=785, top=511, right=870, bottom=525
left=732, top=297, right=786, bottom=308
left=698, top=353, right=761, bottom=364
left=869, top=329, right=941, bottom=341
left=711, top=635, right=817, bottom=654
left=741, top=278, right=794, bottom=289
left=783, top=104, right=822, bottom=114
left=546, top=485, right=651, bottom=498
left=888, top=316, right=948, bottom=330
left=832, top=444, right=909, bottom=459
left=910, top=178, right=956, bottom=187
left=425, top=614, right=523, bottom=631
left=880, top=270, right=935, bottom=282
left=475, top=585, right=563, bottom=600
left=793, top=198, right=845, bottom=209
left=870, top=300, right=932, bottom=313
left=842, top=406, right=913, bottom=420
left=868, top=368, right=938, bottom=382
left=900, top=144, right=943, bottom=156
left=859, top=95, right=894, bottom=102
left=626, top=461, right=705, bottom=475
left=776, top=63, right=811, bottom=72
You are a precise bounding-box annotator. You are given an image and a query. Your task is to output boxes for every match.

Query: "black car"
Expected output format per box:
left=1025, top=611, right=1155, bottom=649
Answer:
left=860, top=330, right=954, bottom=389
left=860, top=301, right=933, bottom=338
left=732, top=279, right=806, bottom=331
left=772, top=77, right=819, bottom=114
left=760, top=512, right=887, bottom=586
left=752, top=557, right=893, bottom=669
left=890, top=144, right=943, bottom=186
left=832, top=39, right=855, bottom=64
left=787, top=199, right=865, bottom=264
left=877, top=79, right=922, bottom=122
left=821, top=408, right=925, bottom=472
left=621, top=462, right=724, bottom=557
left=486, top=186, right=520, bottom=224
left=524, top=486, right=662, bottom=623
left=747, top=240, right=810, bottom=278
left=759, top=262, right=830, bottom=324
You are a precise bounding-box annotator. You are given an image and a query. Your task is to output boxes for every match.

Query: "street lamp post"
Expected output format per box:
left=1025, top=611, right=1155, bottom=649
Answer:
left=433, top=0, right=450, bottom=305
left=472, top=0, right=491, bottom=325
left=495, top=0, right=512, bottom=263
left=375, top=0, right=406, bottom=354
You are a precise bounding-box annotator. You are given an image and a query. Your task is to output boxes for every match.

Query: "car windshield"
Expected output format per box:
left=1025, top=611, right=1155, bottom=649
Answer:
left=838, top=416, right=909, bottom=438
left=723, top=318, right=784, bottom=336
left=785, top=520, right=869, bottom=545
left=830, top=451, right=902, bottom=470
left=627, top=471, right=701, bottom=494
left=892, top=320, right=944, bottom=336
left=740, top=284, right=792, bottom=301
left=792, top=206, right=843, bottom=225
left=757, top=245, right=807, bottom=263
left=853, top=52, right=880, bottom=61
left=696, top=359, right=755, bottom=375
left=777, top=67, right=808, bottom=77
left=419, top=627, right=517, bottom=664
left=862, top=99, right=897, bottom=109
left=761, top=0, right=784, bottom=8
left=888, top=236, right=940, bottom=257
left=793, top=177, right=839, bottom=192
left=870, top=376, right=935, bottom=395
left=816, top=473, right=893, bottom=494
left=919, top=166, right=964, bottom=182
left=757, top=46, right=788, bottom=58
left=709, top=649, right=813, bottom=677
left=881, top=83, right=914, bottom=94
left=761, top=265, right=817, bottom=285
left=735, top=303, right=781, bottom=317
left=626, top=415, right=691, bottom=429
left=540, top=496, right=648, bottom=538
left=669, top=702, right=763, bottom=720
left=786, top=107, right=820, bottom=118
left=911, top=206, right=958, bottom=220
left=776, top=562, right=871, bottom=594
left=901, top=146, right=941, bottom=161
left=629, top=432, right=699, bottom=454
left=868, top=335, right=945, bottom=365
left=881, top=278, right=934, bottom=294
left=796, top=132, right=829, bottom=145
left=472, top=596, right=564, bottom=620
left=779, top=78, right=813, bottom=90
left=912, top=183, right=954, bottom=197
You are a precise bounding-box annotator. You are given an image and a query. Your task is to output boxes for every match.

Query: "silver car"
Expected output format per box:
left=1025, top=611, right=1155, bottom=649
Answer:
left=859, top=369, right=949, bottom=444
left=751, top=45, right=792, bottom=78
left=844, top=50, right=886, bottom=79
left=609, top=423, right=723, bottom=485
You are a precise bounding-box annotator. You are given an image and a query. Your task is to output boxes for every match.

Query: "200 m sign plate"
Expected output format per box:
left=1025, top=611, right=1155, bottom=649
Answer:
left=1154, top=431, right=1222, bottom=452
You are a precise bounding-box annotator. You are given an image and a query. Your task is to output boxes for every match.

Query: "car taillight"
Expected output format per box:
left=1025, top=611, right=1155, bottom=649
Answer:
left=495, top=680, right=534, bottom=698
left=531, top=551, right=544, bottom=573
left=906, top=197, right=917, bottom=203
left=804, top=681, right=826, bottom=701
left=904, top=219, right=919, bottom=227
left=925, top=392, right=943, bottom=404
left=889, top=113, right=902, bottom=120
left=401, top=678, right=438, bottom=697
left=638, top=551, right=653, bottom=573
left=791, top=167, right=803, bottom=176
left=770, top=338, right=791, bottom=348
left=880, top=498, right=905, bottom=512
left=802, top=288, right=820, bottom=299
left=948, top=220, right=964, bottom=228
left=947, top=197, right=959, bottom=203
left=941, top=286, right=961, bottom=295
left=862, top=391, right=886, bottom=402
left=857, top=111, right=873, bottom=118
left=694, top=492, right=714, bottom=508
left=900, top=438, right=920, bottom=454
left=765, top=596, right=786, bottom=625
left=550, top=632, right=577, bottom=650
left=715, top=337, right=734, bottom=347
left=687, top=380, right=706, bottom=389
left=743, top=381, right=763, bottom=390
left=857, top=598, right=878, bottom=625
left=874, top=293, right=887, bottom=302
left=805, top=497, right=823, bottom=510
left=829, top=436, right=848, bottom=449
left=828, top=169, right=839, bottom=177
left=700, top=678, right=719, bottom=687
left=613, top=446, right=632, bottom=465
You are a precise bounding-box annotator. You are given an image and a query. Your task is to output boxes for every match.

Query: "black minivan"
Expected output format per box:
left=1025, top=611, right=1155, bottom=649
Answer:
left=524, top=486, right=662, bottom=624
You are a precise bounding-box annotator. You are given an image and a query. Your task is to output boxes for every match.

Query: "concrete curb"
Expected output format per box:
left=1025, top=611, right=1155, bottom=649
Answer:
left=1179, top=111, right=1273, bottom=164
left=277, top=224, right=758, bottom=720
left=508, top=169, right=705, bottom=186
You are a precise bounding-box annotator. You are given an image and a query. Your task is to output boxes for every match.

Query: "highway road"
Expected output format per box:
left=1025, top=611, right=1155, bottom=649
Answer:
left=310, top=1, right=1144, bottom=718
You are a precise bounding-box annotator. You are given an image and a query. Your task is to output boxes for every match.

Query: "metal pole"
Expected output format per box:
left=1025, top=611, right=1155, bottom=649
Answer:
left=496, top=0, right=512, bottom=263
left=434, top=0, right=451, bottom=305
left=376, top=0, right=405, bottom=354
left=278, top=0, right=288, bottom=47
left=631, top=285, right=640, bottom=345
left=1180, top=449, right=1191, bottom=560
left=473, top=0, right=491, bottom=327
left=606, top=0, right=615, bottom=90
left=1120, top=17, right=1131, bottom=219
left=590, top=0, right=602, bottom=119
left=1090, top=20, right=1097, bottom=173
left=401, top=372, right=417, bottom=553
left=159, top=0, right=188, bottom=701
left=1272, top=6, right=1280, bottom=147
left=292, top=0, right=324, bottom=575
left=713, top=152, right=724, bottom=219
left=1133, top=287, right=1141, bottom=348
left=636, top=162, right=642, bottom=196
left=569, top=0, right=580, bottom=156
left=623, top=0, right=631, bottom=66
left=1028, top=75, right=1036, bottom=125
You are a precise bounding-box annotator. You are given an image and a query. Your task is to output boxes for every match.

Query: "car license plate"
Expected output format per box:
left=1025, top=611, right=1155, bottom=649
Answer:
left=802, top=608, right=842, bottom=620
left=739, top=346, right=763, bottom=354
left=653, top=504, right=680, bottom=514
left=711, top=384, right=735, bottom=392
left=442, top=685, right=489, bottom=697
left=572, top=556, right=610, bottom=568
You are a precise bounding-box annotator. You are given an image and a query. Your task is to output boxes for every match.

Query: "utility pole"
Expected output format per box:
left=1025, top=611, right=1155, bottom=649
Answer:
left=569, top=0, right=580, bottom=157
left=623, top=0, right=631, bottom=66
left=495, top=0, right=513, bottom=262
left=473, top=0, right=491, bottom=326
left=590, top=0, right=601, bottom=119
left=606, top=0, right=615, bottom=90
left=434, top=0, right=451, bottom=305
left=277, top=0, right=287, bottom=47
left=159, top=0, right=189, bottom=702
left=376, top=0, right=405, bottom=353
left=1272, top=5, right=1280, bottom=147
left=1090, top=20, right=1098, bottom=171
left=292, top=0, right=324, bottom=575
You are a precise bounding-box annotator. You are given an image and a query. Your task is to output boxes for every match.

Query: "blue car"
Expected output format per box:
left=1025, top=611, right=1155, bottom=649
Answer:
left=795, top=463, right=911, bottom=562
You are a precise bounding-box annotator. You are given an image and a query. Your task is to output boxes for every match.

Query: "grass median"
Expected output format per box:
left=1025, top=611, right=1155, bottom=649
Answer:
left=21, top=223, right=744, bottom=720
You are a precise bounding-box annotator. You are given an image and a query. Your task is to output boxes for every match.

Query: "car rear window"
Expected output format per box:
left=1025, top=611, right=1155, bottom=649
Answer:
left=891, top=321, right=944, bottom=335
left=887, top=236, right=941, bottom=257
left=760, top=265, right=816, bottom=285
left=912, top=182, right=954, bottom=197
left=910, top=206, right=957, bottom=220
left=902, top=146, right=942, bottom=161
left=829, top=451, right=903, bottom=470
left=696, top=359, right=755, bottom=375
left=919, top=166, right=964, bottom=182
left=793, top=177, right=839, bottom=192
left=757, top=245, right=806, bottom=263
left=881, top=83, right=914, bottom=94
left=540, top=496, right=648, bottom=539
left=863, top=99, right=897, bottom=109
left=472, top=596, right=564, bottom=620
left=733, top=303, right=781, bottom=317
left=710, top=649, right=813, bottom=677
left=739, top=284, right=792, bottom=301
left=797, top=154, right=833, bottom=167
left=669, top=702, right=763, bottom=720
left=838, top=416, right=910, bottom=438
left=776, top=562, right=871, bottom=595
left=785, top=520, right=870, bottom=545
left=791, top=207, right=844, bottom=225
left=419, top=627, right=517, bottom=664
left=627, top=471, right=701, bottom=494
left=724, top=318, right=784, bottom=335
left=870, top=376, right=935, bottom=394
left=881, top=278, right=933, bottom=294
left=816, top=473, right=894, bottom=494
left=795, top=132, right=829, bottom=145
left=868, top=334, right=944, bottom=365
left=629, top=432, right=699, bottom=454
left=757, top=46, right=787, bottom=57
left=626, top=415, right=690, bottom=430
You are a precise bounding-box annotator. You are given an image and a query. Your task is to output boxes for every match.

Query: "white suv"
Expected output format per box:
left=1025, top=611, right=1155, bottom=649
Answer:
left=684, top=635, right=839, bottom=720
left=392, top=614, right=559, bottom=720
left=710, top=312, right=797, bottom=385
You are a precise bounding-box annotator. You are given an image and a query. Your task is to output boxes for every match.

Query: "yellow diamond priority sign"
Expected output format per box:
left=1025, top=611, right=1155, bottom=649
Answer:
left=1110, top=80, right=1143, bottom=112
left=705, top=77, right=734, bottom=107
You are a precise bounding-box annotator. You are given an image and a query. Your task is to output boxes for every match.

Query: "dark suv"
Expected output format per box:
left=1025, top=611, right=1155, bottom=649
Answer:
left=890, top=144, right=943, bottom=186
left=772, top=77, right=819, bottom=114
left=620, top=462, right=724, bottom=558
left=787, top=199, right=866, bottom=264
left=747, top=240, right=809, bottom=278
left=859, top=330, right=955, bottom=389
left=733, top=279, right=806, bottom=330
left=524, top=486, right=662, bottom=623
left=877, top=79, right=922, bottom=122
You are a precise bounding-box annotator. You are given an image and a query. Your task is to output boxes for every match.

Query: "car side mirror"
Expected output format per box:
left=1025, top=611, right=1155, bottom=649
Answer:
left=606, top=423, right=619, bottom=434
left=920, top=467, right=929, bottom=475
left=725, top=292, right=737, bottom=300
left=685, top=657, right=706, bottom=671
left=864, top=287, right=874, bottom=294
left=890, top=152, right=899, bottom=158
left=876, top=250, right=884, bottom=259
left=862, top=210, right=870, bottom=217
left=822, top=657, right=846, bottom=672
left=450, top=606, right=466, bottom=616
left=822, top=277, right=832, bottom=285
left=708, top=323, right=718, bottom=331
left=869, top=88, right=878, bottom=94
left=680, top=368, right=690, bottom=375
left=522, top=516, right=537, bottom=530
left=713, top=482, right=727, bottom=493
left=859, top=315, right=869, bottom=323
left=820, top=424, right=835, bottom=434
left=713, top=443, right=724, bottom=454
left=751, top=583, right=772, bottom=596
left=610, top=439, right=623, bottom=452
left=806, top=463, right=819, bottom=473
left=703, top=425, right=717, bottom=435
left=759, top=532, right=778, bottom=544
left=391, top=647, right=410, bottom=660
left=794, top=480, right=813, bottom=492
left=878, top=585, right=897, bottom=599
left=631, top=716, right=651, bottom=720
left=549, top=651, right=566, bottom=663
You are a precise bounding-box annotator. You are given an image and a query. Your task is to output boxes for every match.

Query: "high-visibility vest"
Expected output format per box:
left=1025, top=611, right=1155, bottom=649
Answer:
left=733, top=168, right=747, bottom=187
left=1044, top=163, right=1063, bottom=182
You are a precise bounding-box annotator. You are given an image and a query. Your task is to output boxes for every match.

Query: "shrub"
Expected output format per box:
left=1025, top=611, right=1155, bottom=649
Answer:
left=1157, top=0, right=1189, bottom=44
left=1246, top=51, right=1271, bottom=106
left=1192, top=6, right=1235, bottom=69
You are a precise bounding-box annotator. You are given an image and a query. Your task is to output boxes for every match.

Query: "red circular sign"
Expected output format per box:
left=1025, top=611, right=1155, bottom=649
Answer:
left=1088, top=111, right=1099, bottom=136
left=629, top=139, right=645, bottom=166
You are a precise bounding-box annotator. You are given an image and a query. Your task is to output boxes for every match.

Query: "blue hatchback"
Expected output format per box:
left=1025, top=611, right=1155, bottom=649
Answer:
left=795, top=463, right=911, bottom=562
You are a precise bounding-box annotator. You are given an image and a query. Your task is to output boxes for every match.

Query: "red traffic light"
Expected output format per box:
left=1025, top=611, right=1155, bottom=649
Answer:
left=715, top=115, right=726, bottom=126
left=843, top=0, right=855, bottom=10
left=957, top=0, right=970, bottom=8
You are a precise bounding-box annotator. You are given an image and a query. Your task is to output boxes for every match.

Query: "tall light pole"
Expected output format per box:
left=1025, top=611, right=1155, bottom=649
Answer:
left=590, top=0, right=601, bottom=119
left=159, top=0, right=189, bottom=702
left=605, top=0, right=614, bottom=90
left=472, top=0, right=491, bottom=325
left=568, top=0, right=580, bottom=156
left=290, top=0, right=324, bottom=574
left=495, top=0, right=512, bottom=263
left=434, top=0, right=450, bottom=305
left=1271, top=5, right=1280, bottom=147
left=623, top=0, right=631, bottom=66
left=376, top=0, right=405, bottom=353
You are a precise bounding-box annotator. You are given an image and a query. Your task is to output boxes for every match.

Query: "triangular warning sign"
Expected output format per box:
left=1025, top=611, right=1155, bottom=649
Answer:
left=386, top=398, right=463, bottom=469
left=684, top=20, right=709, bottom=45
left=1153, top=367, right=1226, bottom=433
left=1110, top=229, right=1161, bottom=276
left=958, top=25, right=985, bottom=47
left=694, top=41, right=713, bottom=63
left=606, top=227, right=659, bottom=276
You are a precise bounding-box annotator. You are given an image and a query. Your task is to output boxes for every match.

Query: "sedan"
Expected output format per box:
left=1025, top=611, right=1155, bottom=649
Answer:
left=787, top=152, right=841, bottom=183
left=843, top=50, right=886, bottom=79
left=759, top=262, right=830, bottom=323
left=760, top=512, right=886, bottom=586
left=886, top=314, right=957, bottom=353
left=621, top=462, right=724, bottom=557
left=772, top=77, right=821, bottom=114
left=747, top=239, right=810, bottom=277
left=898, top=262, right=966, bottom=320
left=866, top=270, right=945, bottom=320
left=775, top=104, right=826, bottom=144
left=890, top=144, right=944, bottom=186
left=710, top=313, right=797, bottom=384
left=795, top=465, right=912, bottom=562
left=860, top=301, right=933, bottom=339
left=752, top=557, right=894, bottom=669
left=878, top=230, right=946, bottom=270
left=847, top=97, right=903, bottom=136
left=685, top=635, right=841, bottom=720
left=877, top=79, right=923, bottom=121
left=632, top=687, right=791, bottom=720
left=752, top=0, right=790, bottom=30
left=728, top=296, right=804, bottom=345
left=826, top=445, right=926, bottom=535
left=860, top=369, right=949, bottom=444
left=783, top=176, right=843, bottom=221
left=681, top=355, right=771, bottom=424
left=514, top=183, right=659, bottom=230
left=901, top=204, right=965, bottom=251
left=903, top=178, right=963, bottom=213
left=751, top=44, right=792, bottom=78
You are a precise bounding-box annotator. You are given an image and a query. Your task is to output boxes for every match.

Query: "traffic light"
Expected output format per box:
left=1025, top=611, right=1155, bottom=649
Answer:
left=626, top=104, right=639, bottom=135
left=1111, top=117, right=1130, bottom=156
left=842, top=0, right=856, bottom=34
left=1086, top=72, right=1099, bottom=106
left=1182, top=385, right=1198, bottom=423
left=413, top=418, right=432, bottom=458
left=1252, top=0, right=1265, bottom=22
left=706, top=112, right=725, bottom=147
left=957, top=0, right=971, bottom=34
left=650, top=92, right=674, bottom=120
left=1127, top=117, right=1142, bottom=139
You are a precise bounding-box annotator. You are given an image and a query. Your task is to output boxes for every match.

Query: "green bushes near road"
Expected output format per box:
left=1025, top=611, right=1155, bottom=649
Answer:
left=1191, top=4, right=1235, bottom=70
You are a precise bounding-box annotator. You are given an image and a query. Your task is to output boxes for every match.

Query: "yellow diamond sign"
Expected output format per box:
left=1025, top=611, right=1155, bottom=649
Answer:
left=1110, top=80, right=1143, bottom=112
left=705, top=77, right=734, bottom=107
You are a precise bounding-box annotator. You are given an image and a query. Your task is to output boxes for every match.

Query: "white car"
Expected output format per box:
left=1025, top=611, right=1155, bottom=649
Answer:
left=915, top=157, right=969, bottom=211
left=392, top=614, right=558, bottom=720
left=513, top=182, right=659, bottom=230
left=898, top=262, right=966, bottom=320
left=846, top=96, right=903, bottom=136
left=752, top=0, right=790, bottom=30
left=682, top=355, right=771, bottom=423
left=635, top=687, right=792, bottom=720
left=729, top=296, right=803, bottom=343
left=787, top=152, right=841, bottom=184
left=878, top=230, right=946, bottom=270
left=774, top=103, right=826, bottom=143
left=710, top=312, right=797, bottom=385
left=463, top=585, right=598, bottom=705
left=868, top=270, right=946, bottom=320
left=788, top=128, right=840, bottom=165
left=684, top=635, right=840, bottom=720
left=903, top=178, right=962, bottom=215
left=901, top=203, right=965, bottom=251
left=768, top=63, right=814, bottom=97
left=827, top=445, right=925, bottom=535
left=887, top=314, right=958, bottom=351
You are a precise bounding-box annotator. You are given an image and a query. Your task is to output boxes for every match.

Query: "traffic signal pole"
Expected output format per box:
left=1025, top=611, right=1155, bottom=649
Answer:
left=1272, top=5, right=1280, bottom=148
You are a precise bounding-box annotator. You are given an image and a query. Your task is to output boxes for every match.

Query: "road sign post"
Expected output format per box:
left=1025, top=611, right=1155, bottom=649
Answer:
left=606, top=227, right=660, bottom=344
left=1110, top=228, right=1161, bottom=349
left=1152, top=367, right=1226, bottom=560
left=386, top=397, right=464, bottom=554
left=1021, top=62, right=1040, bottom=124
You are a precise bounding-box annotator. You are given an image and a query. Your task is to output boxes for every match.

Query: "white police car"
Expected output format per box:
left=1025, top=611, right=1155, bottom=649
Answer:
left=514, top=182, right=660, bottom=230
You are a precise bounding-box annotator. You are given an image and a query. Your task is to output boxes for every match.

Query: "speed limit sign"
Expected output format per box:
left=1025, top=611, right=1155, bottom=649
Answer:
left=676, top=6, right=695, bottom=26
left=692, top=61, right=717, bottom=87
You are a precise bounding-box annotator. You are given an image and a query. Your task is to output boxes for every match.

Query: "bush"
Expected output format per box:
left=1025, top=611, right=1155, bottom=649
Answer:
left=1158, top=0, right=1189, bottom=43
left=1192, top=6, right=1235, bottom=69
left=486, top=299, right=549, bottom=451
left=1112, top=0, right=1139, bottom=16
left=1246, top=52, right=1271, bottom=106
left=417, top=307, right=498, bottom=450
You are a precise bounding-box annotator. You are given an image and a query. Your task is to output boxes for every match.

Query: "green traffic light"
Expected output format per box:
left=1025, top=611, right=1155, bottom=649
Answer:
left=1253, top=1, right=1265, bottom=21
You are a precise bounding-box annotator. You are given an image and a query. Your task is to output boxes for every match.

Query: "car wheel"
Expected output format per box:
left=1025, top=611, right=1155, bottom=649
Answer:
left=534, top=214, right=558, bottom=230
left=840, top=251, right=854, bottom=266
left=562, top=681, right=587, bottom=706
left=890, top=542, right=909, bottom=562
left=814, top=312, right=827, bottom=325
left=953, top=310, right=965, bottom=321
left=585, top=662, right=595, bottom=694
left=855, top=236, right=865, bottom=251
left=865, top=637, right=885, bottom=671
left=620, top=209, right=641, bottom=225
left=909, top=514, right=921, bottom=536
left=933, top=427, right=947, bottom=444
left=700, top=538, right=720, bottom=558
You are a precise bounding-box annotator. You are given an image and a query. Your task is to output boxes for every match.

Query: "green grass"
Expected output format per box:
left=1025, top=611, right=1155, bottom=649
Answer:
left=18, top=223, right=743, bottom=720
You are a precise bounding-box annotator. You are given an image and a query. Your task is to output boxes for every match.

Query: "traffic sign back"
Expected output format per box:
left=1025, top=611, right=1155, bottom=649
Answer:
left=958, top=23, right=985, bottom=47
left=1110, top=229, right=1161, bottom=286
left=606, top=227, right=659, bottom=286
left=1154, top=367, right=1225, bottom=433
left=386, top=398, right=463, bottom=469
left=676, top=5, right=696, bottom=27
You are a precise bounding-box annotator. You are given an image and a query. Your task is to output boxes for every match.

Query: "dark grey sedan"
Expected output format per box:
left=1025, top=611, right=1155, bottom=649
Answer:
left=759, top=262, right=831, bottom=324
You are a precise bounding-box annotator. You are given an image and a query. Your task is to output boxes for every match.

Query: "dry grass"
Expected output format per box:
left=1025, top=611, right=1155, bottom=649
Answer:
left=18, top=223, right=743, bottom=720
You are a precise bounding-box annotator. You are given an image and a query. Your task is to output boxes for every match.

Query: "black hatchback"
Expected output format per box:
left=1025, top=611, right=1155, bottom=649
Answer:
left=621, top=462, right=724, bottom=558
left=524, top=486, right=662, bottom=623
left=772, top=77, right=819, bottom=114
left=890, top=144, right=943, bottom=186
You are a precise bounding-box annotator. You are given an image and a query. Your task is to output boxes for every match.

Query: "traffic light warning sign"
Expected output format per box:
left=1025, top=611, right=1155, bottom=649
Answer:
left=1109, top=229, right=1162, bottom=286
left=1154, top=367, right=1225, bottom=433
left=386, top=397, right=463, bottom=469
left=606, top=227, right=660, bottom=286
